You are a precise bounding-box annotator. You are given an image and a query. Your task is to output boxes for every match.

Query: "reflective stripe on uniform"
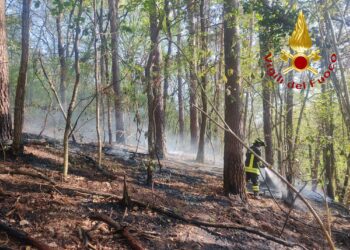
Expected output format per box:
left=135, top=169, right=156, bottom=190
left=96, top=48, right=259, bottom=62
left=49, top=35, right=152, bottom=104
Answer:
left=252, top=185, right=259, bottom=192
left=245, top=153, right=259, bottom=174
left=245, top=167, right=259, bottom=174
left=249, top=154, right=254, bottom=168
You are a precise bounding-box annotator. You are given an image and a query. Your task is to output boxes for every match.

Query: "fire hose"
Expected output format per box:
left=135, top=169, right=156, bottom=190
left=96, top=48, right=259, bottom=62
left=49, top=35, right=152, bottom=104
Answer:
left=194, top=104, right=335, bottom=250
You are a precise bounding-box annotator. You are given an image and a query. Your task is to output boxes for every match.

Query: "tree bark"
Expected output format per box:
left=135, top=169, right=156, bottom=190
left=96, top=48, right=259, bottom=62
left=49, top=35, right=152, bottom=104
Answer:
left=312, top=134, right=321, bottom=191
left=321, top=84, right=336, bottom=199
left=0, top=0, right=12, bottom=143
left=93, top=0, right=102, bottom=167
left=108, top=0, right=125, bottom=143
left=176, top=32, right=184, bottom=140
left=285, top=87, right=294, bottom=185
left=163, top=0, right=171, bottom=126
left=56, top=0, right=67, bottom=110
left=223, top=0, right=246, bottom=201
left=341, top=157, right=350, bottom=202
left=187, top=0, right=198, bottom=148
left=259, top=34, right=273, bottom=166
left=213, top=24, right=223, bottom=138
left=13, top=0, right=32, bottom=155
left=145, top=3, right=165, bottom=159
left=98, top=1, right=113, bottom=145
left=196, top=0, right=208, bottom=163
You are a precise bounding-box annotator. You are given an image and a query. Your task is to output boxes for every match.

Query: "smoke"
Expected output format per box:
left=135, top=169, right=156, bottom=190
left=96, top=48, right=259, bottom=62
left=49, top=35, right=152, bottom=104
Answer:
left=263, top=168, right=334, bottom=211
left=23, top=108, right=224, bottom=164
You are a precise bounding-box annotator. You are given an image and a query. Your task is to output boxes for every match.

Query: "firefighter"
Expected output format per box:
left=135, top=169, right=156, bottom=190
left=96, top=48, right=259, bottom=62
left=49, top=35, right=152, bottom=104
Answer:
left=245, top=138, right=266, bottom=198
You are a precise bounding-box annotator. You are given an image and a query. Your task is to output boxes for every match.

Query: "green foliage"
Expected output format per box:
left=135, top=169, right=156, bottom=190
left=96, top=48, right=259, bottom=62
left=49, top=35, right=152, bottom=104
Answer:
left=243, top=0, right=297, bottom=51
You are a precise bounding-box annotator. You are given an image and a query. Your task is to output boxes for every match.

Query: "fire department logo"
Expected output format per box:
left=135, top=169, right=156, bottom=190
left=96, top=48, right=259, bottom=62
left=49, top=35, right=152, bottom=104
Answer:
left=281, top=11, right=321, bottom=74
left=263, top=11, right=337, bottom=90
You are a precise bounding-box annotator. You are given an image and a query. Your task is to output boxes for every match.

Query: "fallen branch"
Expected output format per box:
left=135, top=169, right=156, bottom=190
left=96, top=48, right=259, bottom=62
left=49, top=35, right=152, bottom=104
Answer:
left=280, top=182, right=307, bottom=236
left=0, top=221, right=53, bottom=250
left=0, top=166, right=56, bottom=185
left=129, top=199, right=304, bottom=248
left=75, top=152, right=116, bottom=179
left=0, top=179, right=311, bottom=249
left=54, top=185, right=303, bottom=248
left=89, top=213, right=145, bottom=250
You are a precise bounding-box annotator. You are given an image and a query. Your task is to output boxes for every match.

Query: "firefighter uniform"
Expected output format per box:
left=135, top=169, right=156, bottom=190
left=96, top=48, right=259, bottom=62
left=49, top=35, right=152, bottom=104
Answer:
left=245, top=139, right=265, bottom=196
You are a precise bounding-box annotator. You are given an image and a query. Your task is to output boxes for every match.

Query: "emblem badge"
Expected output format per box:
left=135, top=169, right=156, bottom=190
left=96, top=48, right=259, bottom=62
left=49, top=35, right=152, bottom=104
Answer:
left=280, top=11, right=321, bottom=74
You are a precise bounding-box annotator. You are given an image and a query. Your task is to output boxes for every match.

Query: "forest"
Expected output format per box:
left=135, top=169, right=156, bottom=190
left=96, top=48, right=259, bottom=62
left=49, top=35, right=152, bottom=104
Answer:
left=0, top=0, right=349, bottom=249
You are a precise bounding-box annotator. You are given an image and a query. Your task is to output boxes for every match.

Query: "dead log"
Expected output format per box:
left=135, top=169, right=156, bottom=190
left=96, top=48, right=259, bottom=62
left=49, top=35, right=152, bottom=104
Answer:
left=23, top=138, right=48, bottom=146
left=89, top=212, right=145, bottom=250
left=0, top=221, right=53, bottom=250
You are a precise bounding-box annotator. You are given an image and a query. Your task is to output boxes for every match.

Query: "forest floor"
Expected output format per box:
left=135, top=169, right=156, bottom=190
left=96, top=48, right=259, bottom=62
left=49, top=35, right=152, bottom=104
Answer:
left=0, top=134, right=349, bottom=250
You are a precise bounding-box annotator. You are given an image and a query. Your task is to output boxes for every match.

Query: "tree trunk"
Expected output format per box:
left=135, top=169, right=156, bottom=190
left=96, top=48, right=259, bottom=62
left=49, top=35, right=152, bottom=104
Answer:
left=63, top=0, right=83, bottom=177
left=56, top=1, right=66, bottom=110
left=196, top=0, right=208, bottom=163
left=243, top=16, right=254, bottom=140
left=285, top=82, right=294, bottom=204
left=145, top=3, right=165, bottom=159
left=312, top=134, right=321, bottom=191
left=163, top=0, right=171, bottom=127
left=321, top=84, right=336, bottom=199
left=341, top=157, right=350, bottom=202
left=176, top=32, right=184, bottom=141
left=108, top=0, right=125, bottom=143
left=98, top=2, right=113, bottom=145
left=0, top=0, right=12, bottom=143
left=259, top=35, right=273, bottom=166
left=223, top=0, right=246, bottom=201
left=93, top=0, right=102, bottom=167
left=13, top=0, right=32, bottom=155
left=187, top=0, right=198, bottom=148
left=214, top=19, right=223, bottom=137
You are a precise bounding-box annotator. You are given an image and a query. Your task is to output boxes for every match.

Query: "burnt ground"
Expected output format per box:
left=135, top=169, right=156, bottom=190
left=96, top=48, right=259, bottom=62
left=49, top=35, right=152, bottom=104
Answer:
left=0, top=137, right=349, bottom=249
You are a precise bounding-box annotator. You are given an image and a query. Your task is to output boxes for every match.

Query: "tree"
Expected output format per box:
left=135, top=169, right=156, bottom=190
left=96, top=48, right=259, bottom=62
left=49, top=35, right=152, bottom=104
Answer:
left=321, top=84, right=336, bottom=199
left=13, top=0, right=32, bottom=155
left=322, top=5, right=350, bottom=203
left=109, top=0, right=125, bottom=143
left=285, top=82, right=294, bottom=199
left=145, top=0, right=165, bottom=159
left=0, top=0, right=12, bottom=144
left=98, top=0, right=113, bottom=145
left=196, top=0, right=208, bottom=163
left=257, top=0, right=274, bottom=167
left=163, top=0, right=172, bottom=124
left=63, top=0, right=83, bottom=177
left=93, top=0, right=102, bottom=167
left=56, top=0, right=67, bottom=110
left=176, top=33, right=184, bottom=141
left=187, top=0, right=198, bottom=148
left=223, top=0, right=247, bottom=201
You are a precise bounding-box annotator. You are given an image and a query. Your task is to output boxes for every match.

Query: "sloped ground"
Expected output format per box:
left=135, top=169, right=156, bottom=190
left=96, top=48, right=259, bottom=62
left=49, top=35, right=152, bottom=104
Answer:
left=0, top=139, right=349, bottom=249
